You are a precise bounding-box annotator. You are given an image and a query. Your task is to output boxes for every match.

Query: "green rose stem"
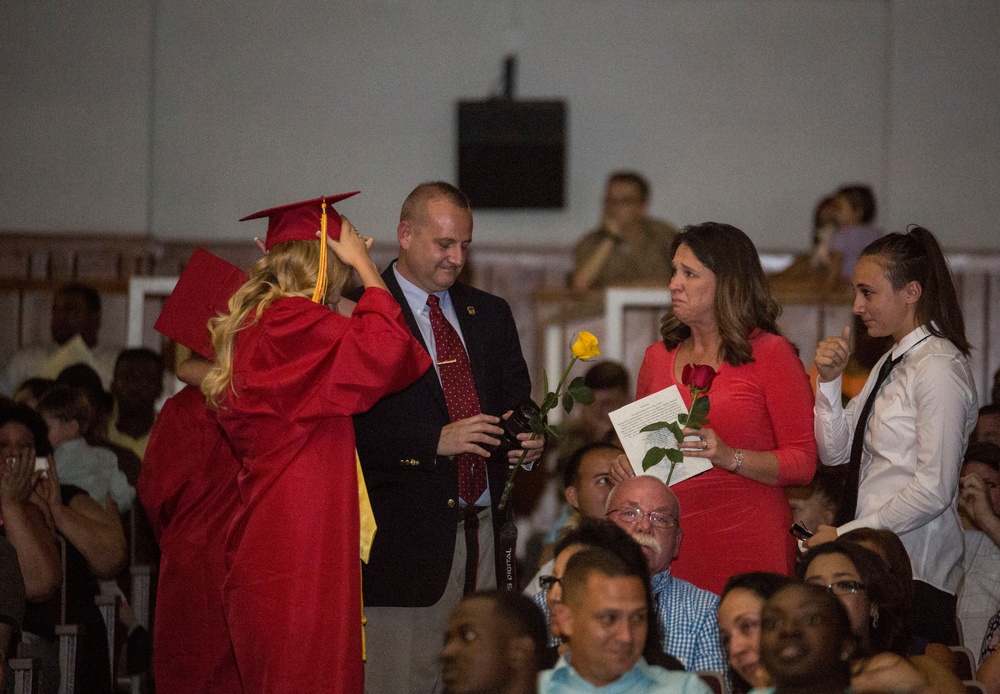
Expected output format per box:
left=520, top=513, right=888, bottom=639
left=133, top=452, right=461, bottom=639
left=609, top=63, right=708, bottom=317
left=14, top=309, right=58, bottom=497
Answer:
left=498, top=354, right=581, bottom=511
left=639, top=389, right=711, bottom=485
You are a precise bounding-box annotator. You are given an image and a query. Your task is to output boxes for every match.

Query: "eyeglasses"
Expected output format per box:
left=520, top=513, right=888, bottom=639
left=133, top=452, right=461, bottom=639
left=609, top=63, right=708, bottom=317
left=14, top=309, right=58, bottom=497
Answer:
left=821, top=580, right=867, bottom=595
left=607, top=507, right=679, bottom=530
left=539, top=575, right=562, bottom=591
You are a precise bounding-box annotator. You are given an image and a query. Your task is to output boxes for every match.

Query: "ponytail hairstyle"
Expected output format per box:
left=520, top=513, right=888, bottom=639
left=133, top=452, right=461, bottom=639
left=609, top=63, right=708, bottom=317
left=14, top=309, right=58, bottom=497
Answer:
left=859, top=226, right=970, bottom=356
left=201, top=240, right=350, bottom=408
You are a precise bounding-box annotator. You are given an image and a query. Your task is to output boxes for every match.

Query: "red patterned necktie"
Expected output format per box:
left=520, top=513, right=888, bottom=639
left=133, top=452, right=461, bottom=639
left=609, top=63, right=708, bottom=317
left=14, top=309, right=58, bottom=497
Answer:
left=426, top=294, right=487, bottom=502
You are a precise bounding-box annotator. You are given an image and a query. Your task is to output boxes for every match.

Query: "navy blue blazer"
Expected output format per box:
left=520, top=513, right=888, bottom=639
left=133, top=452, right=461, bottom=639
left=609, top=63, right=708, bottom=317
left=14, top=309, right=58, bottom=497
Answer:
left=352, top=264, right=531, bottom=607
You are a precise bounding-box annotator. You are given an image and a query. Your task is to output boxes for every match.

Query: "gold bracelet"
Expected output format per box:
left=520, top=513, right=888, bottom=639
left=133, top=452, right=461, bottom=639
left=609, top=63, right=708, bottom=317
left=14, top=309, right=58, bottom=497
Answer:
left=732, top=449, right=744, bottom=474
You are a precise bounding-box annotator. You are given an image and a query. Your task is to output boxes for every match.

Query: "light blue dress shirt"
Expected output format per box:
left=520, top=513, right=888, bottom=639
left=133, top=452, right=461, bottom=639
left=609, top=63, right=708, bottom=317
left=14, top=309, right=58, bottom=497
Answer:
left=538, top=655, right=712, bottom=693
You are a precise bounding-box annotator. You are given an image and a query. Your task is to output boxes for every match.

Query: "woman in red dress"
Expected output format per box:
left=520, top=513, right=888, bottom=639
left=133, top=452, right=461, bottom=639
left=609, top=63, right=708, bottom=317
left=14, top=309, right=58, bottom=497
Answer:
left=202, top=194, right=431, bottom=693
left=613, top=222, right=816, bottom=595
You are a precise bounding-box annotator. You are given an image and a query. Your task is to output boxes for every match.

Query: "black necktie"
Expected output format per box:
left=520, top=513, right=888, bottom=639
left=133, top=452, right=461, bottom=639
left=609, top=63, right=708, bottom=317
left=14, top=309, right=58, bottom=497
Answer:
left=836, top=353, right=903, bottom=526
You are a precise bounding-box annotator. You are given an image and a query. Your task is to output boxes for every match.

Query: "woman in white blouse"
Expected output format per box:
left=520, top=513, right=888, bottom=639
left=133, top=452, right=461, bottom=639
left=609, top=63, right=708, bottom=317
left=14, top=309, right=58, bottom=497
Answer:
left=809, top=226, right=978, bottom=647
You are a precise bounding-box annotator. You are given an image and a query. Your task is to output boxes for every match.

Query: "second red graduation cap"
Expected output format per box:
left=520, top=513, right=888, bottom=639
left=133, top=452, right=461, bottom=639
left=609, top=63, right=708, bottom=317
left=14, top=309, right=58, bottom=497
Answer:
left=154, top=248, right=249, bottom=360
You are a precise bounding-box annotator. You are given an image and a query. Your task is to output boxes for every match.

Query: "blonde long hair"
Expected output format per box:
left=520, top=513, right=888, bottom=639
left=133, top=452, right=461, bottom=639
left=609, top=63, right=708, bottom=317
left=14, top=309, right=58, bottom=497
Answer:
left=202, top=240, right=350, bottom=408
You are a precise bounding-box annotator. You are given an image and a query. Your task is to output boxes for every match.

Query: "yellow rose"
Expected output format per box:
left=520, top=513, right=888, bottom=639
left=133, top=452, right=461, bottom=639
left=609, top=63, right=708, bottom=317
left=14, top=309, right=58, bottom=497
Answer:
left=571, top=331, right=600, bottom=360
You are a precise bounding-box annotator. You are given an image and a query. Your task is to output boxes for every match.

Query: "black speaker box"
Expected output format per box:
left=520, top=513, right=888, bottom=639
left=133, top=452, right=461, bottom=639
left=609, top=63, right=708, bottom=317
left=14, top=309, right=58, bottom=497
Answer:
left=457, top=99, right=566, bottom=209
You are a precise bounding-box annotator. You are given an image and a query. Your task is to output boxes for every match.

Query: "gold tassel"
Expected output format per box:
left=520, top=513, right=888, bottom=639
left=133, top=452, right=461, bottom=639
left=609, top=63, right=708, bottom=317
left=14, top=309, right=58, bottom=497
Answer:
left=311, top=198, right=328, bottom=303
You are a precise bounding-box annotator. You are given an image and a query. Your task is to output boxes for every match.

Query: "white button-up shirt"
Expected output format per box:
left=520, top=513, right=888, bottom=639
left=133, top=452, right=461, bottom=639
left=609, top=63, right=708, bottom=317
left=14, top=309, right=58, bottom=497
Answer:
left=815, top=325, right=979, bottom=594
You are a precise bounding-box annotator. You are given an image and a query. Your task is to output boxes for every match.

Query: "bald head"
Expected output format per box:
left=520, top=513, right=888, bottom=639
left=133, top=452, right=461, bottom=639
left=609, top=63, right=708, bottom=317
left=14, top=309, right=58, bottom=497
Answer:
left=605, top=475, right=682, bottom=576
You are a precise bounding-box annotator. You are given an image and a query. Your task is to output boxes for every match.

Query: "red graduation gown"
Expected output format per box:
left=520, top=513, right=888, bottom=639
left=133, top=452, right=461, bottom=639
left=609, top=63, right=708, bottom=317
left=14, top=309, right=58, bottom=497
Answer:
left=138, top=385, right=242, bottom=693
left=216, top=289, right=430, bottom=693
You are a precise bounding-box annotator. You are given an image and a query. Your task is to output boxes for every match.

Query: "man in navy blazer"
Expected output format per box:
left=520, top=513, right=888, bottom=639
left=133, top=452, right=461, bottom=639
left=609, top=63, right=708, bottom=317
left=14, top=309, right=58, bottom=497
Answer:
left=353, top=181, right=543, bottom=693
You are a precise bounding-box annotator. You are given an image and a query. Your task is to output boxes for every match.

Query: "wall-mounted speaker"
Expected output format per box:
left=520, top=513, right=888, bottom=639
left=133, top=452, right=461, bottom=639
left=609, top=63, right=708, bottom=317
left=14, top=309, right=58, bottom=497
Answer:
left=457, top=99, right=566, bottom=209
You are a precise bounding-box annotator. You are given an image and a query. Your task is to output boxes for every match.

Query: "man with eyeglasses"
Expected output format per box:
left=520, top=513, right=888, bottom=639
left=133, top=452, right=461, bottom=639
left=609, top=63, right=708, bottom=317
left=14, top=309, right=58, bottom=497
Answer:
left=605, top=475, right=726, bottom=677
left=569, top=171, right=678, bottom=291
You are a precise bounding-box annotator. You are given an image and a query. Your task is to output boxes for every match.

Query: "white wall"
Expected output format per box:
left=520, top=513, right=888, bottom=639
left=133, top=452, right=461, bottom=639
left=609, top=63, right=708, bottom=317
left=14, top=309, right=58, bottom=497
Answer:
left=2, top=1, right=998, bottom=250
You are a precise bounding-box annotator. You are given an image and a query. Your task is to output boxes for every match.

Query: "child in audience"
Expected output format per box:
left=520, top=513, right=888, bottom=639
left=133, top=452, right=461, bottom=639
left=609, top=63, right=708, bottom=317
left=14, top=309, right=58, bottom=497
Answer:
left=36, top=384, right=134, bottom=511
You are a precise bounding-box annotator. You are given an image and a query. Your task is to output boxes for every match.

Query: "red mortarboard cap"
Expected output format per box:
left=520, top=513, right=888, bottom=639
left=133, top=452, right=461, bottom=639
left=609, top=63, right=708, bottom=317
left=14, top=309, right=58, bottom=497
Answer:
left=154, top=248, right=248, bottom=360
left=239, top=191, right=360, bottom=250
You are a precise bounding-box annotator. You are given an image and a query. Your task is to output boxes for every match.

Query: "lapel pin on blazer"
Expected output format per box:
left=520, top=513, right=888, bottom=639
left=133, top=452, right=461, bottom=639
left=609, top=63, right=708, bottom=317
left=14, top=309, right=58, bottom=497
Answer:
left=467, top=306, right=476, bottom=315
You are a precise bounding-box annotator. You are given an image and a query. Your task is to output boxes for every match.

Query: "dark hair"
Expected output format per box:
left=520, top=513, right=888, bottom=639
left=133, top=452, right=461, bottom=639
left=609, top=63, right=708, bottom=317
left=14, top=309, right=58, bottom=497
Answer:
left=56, top=364, right=113, bottom=438
left=465, top=590, right=548, bottom=668
left=974, top=404, right=1000, bottom=445
left=840, top=528, right=914, bottom=640
left=552, top=520, right=659, bottom=660
left=0, top=402, right=53, bottom=457
left=37, top=385, right=93, bottom=435
left=607, top=171, right=650, bottom=204
left=721, top=572, right=794, bottom=603
left=400, top=181, right=471, bottom=224
left=799, top=540, right=907, bottom=657
left=583, top=360, right=630, bottom=393
left=561, top=547, right=643, bottom=602
left=836, top=184, right=877, bottom=224
left=964, top=441, right=1000, bottom=473
left=720, top=572, right=794, bottom=693
left=860, top=226, right=970, bottom=356
left=562, top=442, right=623, bottom=491
left=784, top=465, right=845, bottom=519
left=57, top=282, right=102, bottom=314
left=13, top=377, right=55, bottom=403
left=760, top=583, right=854, bottom=686
left=553, top=518, right=648, bottom=579
left=660, top=222, right=783, bottom=365
left=114, top=347, right=165, bottom=376
left=813, top=195, right=840, bottom=245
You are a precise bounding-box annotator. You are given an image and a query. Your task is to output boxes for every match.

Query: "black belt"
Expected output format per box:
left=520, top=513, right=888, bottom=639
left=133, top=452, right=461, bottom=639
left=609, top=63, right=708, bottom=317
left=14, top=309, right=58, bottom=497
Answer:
left=459, top=505, right=488, bottom=595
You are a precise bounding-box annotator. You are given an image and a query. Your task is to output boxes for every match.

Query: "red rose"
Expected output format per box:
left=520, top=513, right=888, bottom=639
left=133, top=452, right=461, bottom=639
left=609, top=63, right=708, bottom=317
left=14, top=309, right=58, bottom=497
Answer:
left=682, top=363, right=717, bottom=391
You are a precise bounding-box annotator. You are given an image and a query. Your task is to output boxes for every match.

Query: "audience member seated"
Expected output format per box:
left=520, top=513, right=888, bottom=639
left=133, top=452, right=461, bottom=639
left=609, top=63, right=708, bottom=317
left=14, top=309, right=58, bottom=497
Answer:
left=532, top=518, right=677, bottom=670
left=1, top=534, right=26, bottom=691
left=800, top=540, right=963, bottom=694
left=54, top=364, right=143, bottom=491
left=561, top=361, right=632, bottom=449
left=106, top=348, right=164, bottom=460
left=754, top=583, right=855, bottom=694
left=956, top=442, right=1000, bottom=657
left=717, top=572, right=793, bottom=693
left=2, top=402, right=124, bottom=694
left=839, top=527, right=955, bottom=675
left=980, top=611, right=1000, bottom=694
left=3, top=283, right=120, bottom=396
left=974, top=405, right=1000, bottom=447
left=36, top=385, right=134, bottom=512
left=569, top=171, right=678, bottom=291
left=34, top=382, right=152, bottom=673
left=11, top=378, right=55, bottom=410
left=769, top=195, right=843, bottom=295
left=524, top=442, right=623, bottom=594
left=825, top=184, right=883, bottom=282
left=606, top=475, right=726, bottom=676
left=440, top=590, right=548, bottom=694
left=784, top=465, right=844, bottom=548
left=808, top=195, right=842, bottom=273
left=541, top=547, right=711, bottom=693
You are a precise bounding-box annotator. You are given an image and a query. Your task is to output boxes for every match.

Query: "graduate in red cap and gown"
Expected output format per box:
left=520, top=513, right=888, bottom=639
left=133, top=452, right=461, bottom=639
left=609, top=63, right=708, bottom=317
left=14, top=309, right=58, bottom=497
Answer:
left=138, top=248, right=247, bottom=693
left=201, top=193, right=431, bottom=693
